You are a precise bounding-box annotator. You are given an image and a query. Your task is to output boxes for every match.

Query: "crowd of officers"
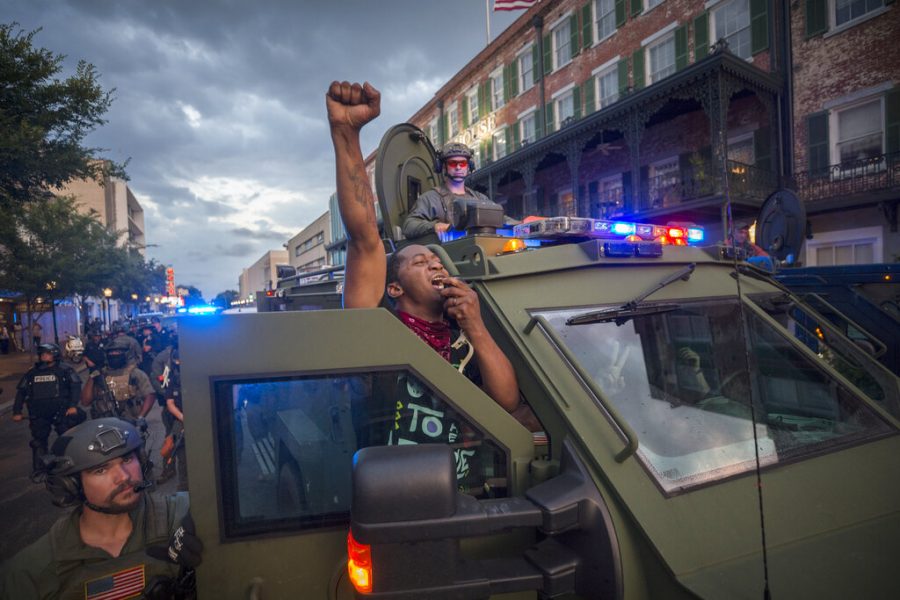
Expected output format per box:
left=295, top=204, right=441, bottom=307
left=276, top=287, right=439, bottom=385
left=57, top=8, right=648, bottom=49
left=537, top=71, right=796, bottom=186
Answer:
left=12, top=316, right=187, bottom=490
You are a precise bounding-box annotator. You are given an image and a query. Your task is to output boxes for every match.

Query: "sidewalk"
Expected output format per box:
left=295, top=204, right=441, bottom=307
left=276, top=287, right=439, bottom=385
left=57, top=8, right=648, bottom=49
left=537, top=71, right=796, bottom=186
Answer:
left=0, top=351, right=37, bottom=415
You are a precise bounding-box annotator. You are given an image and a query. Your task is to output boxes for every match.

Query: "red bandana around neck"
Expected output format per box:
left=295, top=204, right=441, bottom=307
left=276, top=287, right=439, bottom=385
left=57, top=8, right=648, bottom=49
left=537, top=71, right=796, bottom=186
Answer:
left=397, top=311, right=451, bottom=361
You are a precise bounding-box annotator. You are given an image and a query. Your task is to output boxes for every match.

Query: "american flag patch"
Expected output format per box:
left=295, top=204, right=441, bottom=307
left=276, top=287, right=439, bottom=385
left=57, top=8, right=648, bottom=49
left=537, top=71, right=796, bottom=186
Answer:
left=84, top=564, right=145, bottom=600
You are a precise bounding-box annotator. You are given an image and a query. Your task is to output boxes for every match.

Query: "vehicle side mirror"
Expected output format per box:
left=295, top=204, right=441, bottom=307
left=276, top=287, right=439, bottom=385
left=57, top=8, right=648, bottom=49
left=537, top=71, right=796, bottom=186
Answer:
left=349, top=441, right=621, bottom=599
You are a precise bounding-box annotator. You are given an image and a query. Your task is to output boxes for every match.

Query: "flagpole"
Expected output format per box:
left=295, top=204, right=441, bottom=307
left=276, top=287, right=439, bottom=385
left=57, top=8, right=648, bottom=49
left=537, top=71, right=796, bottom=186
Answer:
left=485, top=0, right=491, bottom=46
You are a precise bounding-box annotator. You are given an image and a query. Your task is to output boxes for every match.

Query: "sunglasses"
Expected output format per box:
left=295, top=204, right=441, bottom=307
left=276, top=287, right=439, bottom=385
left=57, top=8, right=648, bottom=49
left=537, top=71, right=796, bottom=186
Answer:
left=445, top=158, right=469, bottom=168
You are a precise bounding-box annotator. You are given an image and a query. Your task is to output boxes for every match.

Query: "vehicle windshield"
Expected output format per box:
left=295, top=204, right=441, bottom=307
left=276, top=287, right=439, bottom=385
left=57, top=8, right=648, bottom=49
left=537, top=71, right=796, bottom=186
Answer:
left=534, top=299, right=895, bottom=494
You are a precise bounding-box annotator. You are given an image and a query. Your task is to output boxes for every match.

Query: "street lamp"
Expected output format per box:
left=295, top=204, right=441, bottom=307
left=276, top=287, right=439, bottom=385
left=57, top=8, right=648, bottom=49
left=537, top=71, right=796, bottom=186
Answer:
left=103, top=288, right=113, bottom=331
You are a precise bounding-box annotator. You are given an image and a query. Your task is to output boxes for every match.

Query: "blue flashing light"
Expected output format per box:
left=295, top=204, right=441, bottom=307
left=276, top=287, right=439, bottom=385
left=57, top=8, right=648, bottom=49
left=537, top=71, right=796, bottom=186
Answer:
left=687, top=228, right=705, bottom=242
left=176, top=307, right=187, bottom=314
left=185, top=305, right=220, bottom=315
left=611, top=222, right=635, bottom=236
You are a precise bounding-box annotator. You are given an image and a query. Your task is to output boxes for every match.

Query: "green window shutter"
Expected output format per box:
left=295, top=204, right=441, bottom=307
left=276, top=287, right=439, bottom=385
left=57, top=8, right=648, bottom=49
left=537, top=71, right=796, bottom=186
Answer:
left=510, top=58, right=519, bottom=97
left=805, top=0, right=828, bottom=38
left=675, top=24, right=688, bottom=71
left=886, top=89, right=900, bottom=154
left=513, top=120, right=521, bottom=150
left=479, top=81, right=488, bottom=116
left=753, top=127, right=772, bottom=172
left=573, top=85, right=582, bottom=120
left=533, top=44, right=541, bottom=81
left=632, top=48, right=645, bottom=90
left=694, top=12, right=709, bottom=61
left=806, top=112, right=829, bottom=176
left=486, top=137, right=494, bottom=162
left=617, top=59, right=629, bottom=96
left=536, top=108, right=544, bottom=139
left=503, top=65, right=511, bottom=104
left=441, top=113, right=448, bottom=143
left=570, top=14, right=580, bottom=57
left=505, top=127, right=513, bottom=154
left=631, top=0, right=642, bottom=17
left=545, top=102, right=555, bottom=134
left=582, top=3, right=593, bottom=48
left=462, top=96, right=470, bottom=128
left=750, top=0, right=769, bottom=54
left=543, top=33, right=553, bottom=75
left=615, top=0, right=627, bottom=27
left=583, top=77, right=596, bottom=114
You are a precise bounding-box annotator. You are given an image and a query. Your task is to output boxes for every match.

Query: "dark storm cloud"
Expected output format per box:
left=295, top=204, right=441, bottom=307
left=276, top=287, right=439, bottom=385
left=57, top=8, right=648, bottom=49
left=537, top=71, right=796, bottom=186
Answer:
left=4, top=0, right=520, bottom=296
left=231, top=227, right=290, bottom=241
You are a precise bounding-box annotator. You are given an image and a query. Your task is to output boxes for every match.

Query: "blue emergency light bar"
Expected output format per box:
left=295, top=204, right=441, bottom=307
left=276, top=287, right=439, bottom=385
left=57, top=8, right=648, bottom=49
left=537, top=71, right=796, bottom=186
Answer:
left=513, top=216, right=704, bottom=245
left=176, top=305, right=220, bottom=315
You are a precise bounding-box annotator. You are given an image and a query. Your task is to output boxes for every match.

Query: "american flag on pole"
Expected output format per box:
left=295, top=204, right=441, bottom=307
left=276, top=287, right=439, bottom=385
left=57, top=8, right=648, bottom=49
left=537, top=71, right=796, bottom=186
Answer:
left=84, top=564, right=146, bottom=600
left=494, top=0, right=538, bottom=11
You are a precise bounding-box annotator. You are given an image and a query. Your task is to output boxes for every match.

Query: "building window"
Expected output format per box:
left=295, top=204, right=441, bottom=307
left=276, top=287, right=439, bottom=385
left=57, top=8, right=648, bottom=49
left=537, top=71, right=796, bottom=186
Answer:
left=648, top=34, right=676, bottom=84
left=596, top=66, right=619, bottom=109
left=491, top=69, right=505, bottom=110
left=294, top=246, right=302, bottom=257
left=555, top=89, right=575, bottom=129
left=316, top=232, right=325, bottom=244
left=649, top=157, right=680, bottom=207
left=557, top=189, right=576, bottom=217
left=518, top=46, right=534, bottom=92
left=448, top=101, right=459, bottom=138
left=806, top=226, right=882, bottom=265
left=466, top=87, right=479, bottom=125
left=833, top=98, right=883, bottom=164
left=728, top=134, right=755, bottom=165
left=599, top=174, right=624, bottom=217
left=646, top=0, right=664, bottom=10
left=427, top=117, right=439, bottom=145
left=834, top=0, right=884, bottom=28
left=493, top=128, right=508, bottom=160
left=520, top=111, right=537, bottom=145
left=712, top=0, right=751, bottom=60
left=595, top=0, right=617, bottom=41
left=552, top=17, right=573, bottom=70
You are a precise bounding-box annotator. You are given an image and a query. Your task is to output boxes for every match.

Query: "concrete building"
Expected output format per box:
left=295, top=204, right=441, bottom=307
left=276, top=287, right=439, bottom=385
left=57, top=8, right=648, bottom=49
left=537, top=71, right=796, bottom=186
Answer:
left=286, top=210, right=332, bottom=272
left=58, top=168, right=147, bottom=253
left=336, top=0, right=897, bottom=266
left=238, top=249, right=289, bottom=302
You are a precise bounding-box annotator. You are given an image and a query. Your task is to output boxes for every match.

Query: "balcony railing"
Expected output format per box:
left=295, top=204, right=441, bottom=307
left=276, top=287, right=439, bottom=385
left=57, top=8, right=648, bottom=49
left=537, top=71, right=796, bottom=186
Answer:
left=793, top=151, right=900, bottom=204
left=635, top=160, right=777, bottom=212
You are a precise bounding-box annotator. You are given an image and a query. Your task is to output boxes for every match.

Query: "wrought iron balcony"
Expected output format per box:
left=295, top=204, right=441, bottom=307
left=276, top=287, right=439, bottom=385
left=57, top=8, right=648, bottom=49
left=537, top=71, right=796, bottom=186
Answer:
left=793, top=151, right=900, bottom=206
left=633, top=160, right=777, bottom=213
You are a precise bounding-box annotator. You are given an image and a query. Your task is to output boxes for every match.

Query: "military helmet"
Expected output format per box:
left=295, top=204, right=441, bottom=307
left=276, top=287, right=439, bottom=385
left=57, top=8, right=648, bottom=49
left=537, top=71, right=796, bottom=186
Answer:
left=111, top=320, right=126, bottom=334
left=37, top=343, right=61, bottom=360
left=440, top=142, right=473, bottom=159
left=65, top=337, right=84, bottom=358
left=47, top=418, right=143, bottom=477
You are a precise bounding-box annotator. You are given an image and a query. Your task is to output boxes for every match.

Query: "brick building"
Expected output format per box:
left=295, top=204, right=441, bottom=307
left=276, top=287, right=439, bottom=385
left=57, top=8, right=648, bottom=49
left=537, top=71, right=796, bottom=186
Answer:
left=348, top=0, right=897, bottom=265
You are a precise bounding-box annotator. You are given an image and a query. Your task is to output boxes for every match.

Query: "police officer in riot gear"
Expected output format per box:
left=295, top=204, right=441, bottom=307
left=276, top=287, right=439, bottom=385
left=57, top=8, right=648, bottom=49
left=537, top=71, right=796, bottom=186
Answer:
left=81, top=340, right=156, bottom=420
left=0, top=418, right=202, bottom=599
left=401, top=141, right=499, bottom=245
left=12, top=343, right=86, bottom=482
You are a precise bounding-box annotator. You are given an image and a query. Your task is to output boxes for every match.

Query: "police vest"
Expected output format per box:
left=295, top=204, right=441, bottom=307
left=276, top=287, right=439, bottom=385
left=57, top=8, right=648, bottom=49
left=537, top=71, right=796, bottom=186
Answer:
left=105, top=365, right=138, bottom=403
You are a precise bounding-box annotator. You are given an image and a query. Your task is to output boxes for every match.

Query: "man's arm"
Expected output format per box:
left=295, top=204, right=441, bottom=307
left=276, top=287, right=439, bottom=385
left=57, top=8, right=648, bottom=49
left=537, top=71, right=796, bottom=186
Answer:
left=401, top=190, right=449, bottom=238
left=441, top=278, right=519, bottom=412
left=166, top=397, right=184, bottom=422
left=326, top=81, right=385, bottom=309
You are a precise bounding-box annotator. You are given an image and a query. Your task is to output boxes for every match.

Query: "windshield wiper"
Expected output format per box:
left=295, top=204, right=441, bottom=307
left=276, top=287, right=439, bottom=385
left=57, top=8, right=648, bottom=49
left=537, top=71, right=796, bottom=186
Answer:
left=567, top=263, right=696, bottom=326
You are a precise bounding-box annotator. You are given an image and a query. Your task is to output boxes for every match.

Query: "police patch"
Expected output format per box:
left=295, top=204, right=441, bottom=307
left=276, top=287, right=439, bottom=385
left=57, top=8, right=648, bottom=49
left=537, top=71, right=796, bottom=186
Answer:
left=84, top=564, right=145, bottom=599
left=33, top=375, right=57, bottom=383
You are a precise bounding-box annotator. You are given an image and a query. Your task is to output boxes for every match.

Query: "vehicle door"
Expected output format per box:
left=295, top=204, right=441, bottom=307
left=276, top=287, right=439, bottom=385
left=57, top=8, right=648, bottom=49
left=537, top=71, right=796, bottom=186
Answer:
left=179, top=308, right=534, bottom=599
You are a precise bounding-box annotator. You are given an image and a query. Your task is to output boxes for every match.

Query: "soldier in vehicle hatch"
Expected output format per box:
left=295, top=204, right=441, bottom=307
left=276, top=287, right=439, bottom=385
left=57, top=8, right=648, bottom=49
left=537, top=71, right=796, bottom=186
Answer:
left=401, top=141, right=491, bottom=245
left=326, top=81, right=521, bottom=418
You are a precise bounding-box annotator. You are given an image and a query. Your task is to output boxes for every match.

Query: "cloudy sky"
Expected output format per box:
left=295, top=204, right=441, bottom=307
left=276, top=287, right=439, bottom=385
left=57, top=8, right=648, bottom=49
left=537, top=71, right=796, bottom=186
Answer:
left=6, top=0, right=522, bottom=297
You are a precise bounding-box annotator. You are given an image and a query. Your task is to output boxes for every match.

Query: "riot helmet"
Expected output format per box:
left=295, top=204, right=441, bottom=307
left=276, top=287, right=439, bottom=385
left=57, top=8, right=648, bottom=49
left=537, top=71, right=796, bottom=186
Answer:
left=37, top=343, right=61, bottom=363
left=437, top=142, right=475, bottom=174
left=104, top=340, right=130, bottom=370
left=65, top=337, right=85, bottom=361
left=44, top=418, right=149, bottom=508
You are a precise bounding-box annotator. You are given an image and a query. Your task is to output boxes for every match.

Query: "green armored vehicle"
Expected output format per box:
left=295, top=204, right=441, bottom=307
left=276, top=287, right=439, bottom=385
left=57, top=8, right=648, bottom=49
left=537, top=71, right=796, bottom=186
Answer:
left=179, top=125, right=900, bottom=599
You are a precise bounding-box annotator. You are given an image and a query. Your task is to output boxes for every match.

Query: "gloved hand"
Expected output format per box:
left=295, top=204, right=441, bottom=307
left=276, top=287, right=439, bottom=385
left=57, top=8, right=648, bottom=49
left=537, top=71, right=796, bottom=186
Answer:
left=147, top=513, right=203, bottom=568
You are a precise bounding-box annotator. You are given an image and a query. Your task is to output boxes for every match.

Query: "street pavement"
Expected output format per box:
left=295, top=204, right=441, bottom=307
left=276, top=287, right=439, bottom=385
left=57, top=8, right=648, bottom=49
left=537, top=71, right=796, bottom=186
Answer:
left=0, top=351, right=179, bottom=564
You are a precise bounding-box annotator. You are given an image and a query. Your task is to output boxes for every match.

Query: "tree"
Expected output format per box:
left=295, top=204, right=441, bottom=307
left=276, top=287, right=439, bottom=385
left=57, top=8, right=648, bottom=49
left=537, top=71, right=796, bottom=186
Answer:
left=0, top=23, right=125, bottom=206
left=177, top=285, right=205, bottom=307
left=212, top=290, right=239, bottom=309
